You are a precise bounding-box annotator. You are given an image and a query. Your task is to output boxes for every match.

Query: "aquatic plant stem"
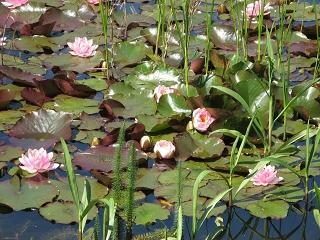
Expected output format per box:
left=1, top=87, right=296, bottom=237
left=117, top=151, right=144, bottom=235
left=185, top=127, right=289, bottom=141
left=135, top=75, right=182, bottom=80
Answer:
left=257, top=0, right=266, bottom=61
left=204, top=0, right=214, bottom=75
left=170, top=0, right=191, bottom=96
left=125, top=143, right=137, bottom=240
left=100, top=0, right=109, bottom=78
left=112, top=126, right=125, bottom=240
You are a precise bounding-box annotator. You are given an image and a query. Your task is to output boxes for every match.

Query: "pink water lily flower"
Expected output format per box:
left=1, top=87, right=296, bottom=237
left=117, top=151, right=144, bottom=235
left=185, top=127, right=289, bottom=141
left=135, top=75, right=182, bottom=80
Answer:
left=2, top=0, right=28, bottom=9
left=87, top=0, right=100, bottom=4
left=250, top=165, right=283, bottom=186
left=154, top=85, right=176, bottom=103
left=19, top=148, right=59, bottom=174
left=246, top=1, right=271, bottom=18
left=67, top=37, right=98, bottom=58
left=154, top=140, right=175, bottom=159
left=192, top=108, right=215, bottom=132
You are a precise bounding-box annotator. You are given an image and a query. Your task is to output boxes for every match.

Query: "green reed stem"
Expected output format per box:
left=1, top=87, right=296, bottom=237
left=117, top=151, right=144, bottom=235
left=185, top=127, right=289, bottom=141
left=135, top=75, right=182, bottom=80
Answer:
left=125, top=143, right=137, bottom=240
left=170, top=0, right=191, bottom=96
left=112, top=126, right=125, bottom=240
left=205, top=0, right=214, bottom=75
left=100, top=0, right=109, bottom=78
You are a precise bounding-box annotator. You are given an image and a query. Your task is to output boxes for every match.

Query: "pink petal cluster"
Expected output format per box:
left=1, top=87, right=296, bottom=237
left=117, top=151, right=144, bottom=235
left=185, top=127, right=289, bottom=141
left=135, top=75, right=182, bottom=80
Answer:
left=67, top=37, right=98, bottom=58
left=154, top=85, right=176, bottom=103
left=246, top=1, right=271, bottom=18
left=2, top=0, right=28, bottom=9
left=87, top=0, right=99, bottom=4
left=192, top=108, right=215, bottom=132
left=154, top=140, right=175, bottom=159
left=19, top=148, right=59, bottom=174
left=250, top=165, right=283, bottom=186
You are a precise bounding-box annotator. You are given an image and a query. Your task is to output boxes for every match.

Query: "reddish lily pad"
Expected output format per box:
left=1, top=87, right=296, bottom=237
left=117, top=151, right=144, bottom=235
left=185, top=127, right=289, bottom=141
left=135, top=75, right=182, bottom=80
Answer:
left=0, top=65, right=43, bottom=87
left=9, top=109, right=72, bottom=141
left=73, top=146, right=147, bottom=172
left=21, top=88, right=51, bottom=107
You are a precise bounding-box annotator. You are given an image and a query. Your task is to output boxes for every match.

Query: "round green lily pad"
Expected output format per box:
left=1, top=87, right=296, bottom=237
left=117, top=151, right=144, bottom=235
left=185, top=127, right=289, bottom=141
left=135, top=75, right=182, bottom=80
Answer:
left=39, top=201, right=96, bottom=224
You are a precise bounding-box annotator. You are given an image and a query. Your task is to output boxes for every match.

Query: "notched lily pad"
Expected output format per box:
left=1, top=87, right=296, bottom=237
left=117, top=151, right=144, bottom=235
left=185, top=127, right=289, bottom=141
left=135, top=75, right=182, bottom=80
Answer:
left=0, top=145, right=24, bottom=162
left=40, top=201, right=96, bottom=224
left=9, top=109, right=72, bottom=141
left=134, top=203, right=170, bottom=225
left=174, top=131, right=225, bottom=161
left=73, top=146, right=147, bottom=172
left=0, top=177, right=58, bottom=211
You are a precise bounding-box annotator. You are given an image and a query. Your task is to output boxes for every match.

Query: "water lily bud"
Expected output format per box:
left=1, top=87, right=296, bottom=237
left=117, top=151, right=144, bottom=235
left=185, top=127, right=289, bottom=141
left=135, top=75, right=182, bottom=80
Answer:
left=140, top=136, right=151, bottom=150
left=154, top=140, right=175, bottom=159
left=102, top=60, right=108, bottom=70
left=186, top=120, right=194, bottom=131
left=192, top=108, right=215, bottom=132
left=91, top=137, right=100, bottom=147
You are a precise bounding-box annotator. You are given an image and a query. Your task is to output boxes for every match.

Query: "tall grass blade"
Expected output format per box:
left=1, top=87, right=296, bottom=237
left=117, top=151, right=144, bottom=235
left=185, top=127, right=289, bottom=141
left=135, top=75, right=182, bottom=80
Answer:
left=60, top=138, right=81, bottom=211
left=192, top=170, right=212, bottom=237
left=176, top=205, right=183, bottom=240
left=195, top=188, right=231, bottom=234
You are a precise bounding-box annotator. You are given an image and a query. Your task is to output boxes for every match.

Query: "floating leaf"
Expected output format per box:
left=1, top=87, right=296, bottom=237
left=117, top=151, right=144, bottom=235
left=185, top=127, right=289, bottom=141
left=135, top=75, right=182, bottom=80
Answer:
left=39, top=202, right=96, bottom=224
left=0, top=145, right=24, bottom=162
left=246, top=200, right=289, bottom=219
left=44, top=95, right=99, bottom=115
left=9, top=109, right=72, bottom=141
left=0, top=177, right=58, bottom=211
left=134, top=203, right=170, bottom=225
left=51, top=176, right=108, bottom=202
left=174, top=131, right=225, bottom=161
left=73, top=146, right=147, bottom=172
left=113, top=41, right=152, bottom=68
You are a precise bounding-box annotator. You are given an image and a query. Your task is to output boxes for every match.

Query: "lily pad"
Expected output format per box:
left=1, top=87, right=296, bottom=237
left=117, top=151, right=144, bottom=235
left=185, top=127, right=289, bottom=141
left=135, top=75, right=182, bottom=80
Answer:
left=113, top=41, right=152, bottom=67
left=9, top=109, right=72, bottom=141
left=44, top=95, right=99, bottom=115
left=134, top=203, right=170, bottom=225
left=0, top=177, right=58, bottom=211
left=73, top=146, right=147, bottom=172
left=0, top=145, right=24, bottom=162
left=39, top=201, right=96, bottom=224
left=51, top=176, right=108, bottom=202
left=246, top=200, right=289, bottom=219
left=174, top=131, right=225, bottom=161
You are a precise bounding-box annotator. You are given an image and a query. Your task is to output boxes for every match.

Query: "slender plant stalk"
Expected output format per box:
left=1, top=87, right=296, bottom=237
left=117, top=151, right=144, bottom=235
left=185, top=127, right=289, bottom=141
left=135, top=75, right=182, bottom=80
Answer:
left=100, top=0, right=109, bottom=78
left=112, top=126, right=126, bottom=240
left=204, top=0, right=215, bottom=75
left=125, top=143, right=137, bottom=240
left=170, top=0, right=191, bottom=96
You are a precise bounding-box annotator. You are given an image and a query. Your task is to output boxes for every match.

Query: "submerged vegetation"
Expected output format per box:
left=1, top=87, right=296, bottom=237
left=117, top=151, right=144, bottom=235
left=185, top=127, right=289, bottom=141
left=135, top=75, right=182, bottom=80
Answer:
left=0, top=0, right=320, bottom=239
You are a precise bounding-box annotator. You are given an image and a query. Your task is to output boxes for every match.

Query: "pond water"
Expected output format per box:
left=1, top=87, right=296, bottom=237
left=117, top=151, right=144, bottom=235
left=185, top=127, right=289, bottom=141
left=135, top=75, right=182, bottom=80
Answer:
left=1, top=0, right=320, bottom=239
